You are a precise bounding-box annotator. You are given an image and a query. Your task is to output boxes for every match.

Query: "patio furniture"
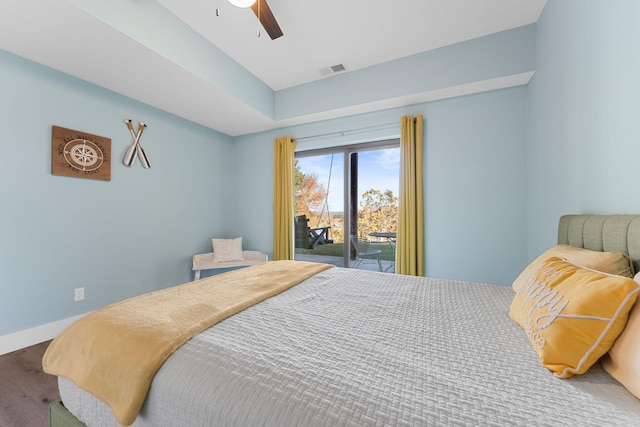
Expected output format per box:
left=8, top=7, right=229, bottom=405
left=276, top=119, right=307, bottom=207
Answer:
left=369, top=232, right=397, bottom=272
left=350, top=235, right=382, bottom=272
left=295, top=215, right=333, bottom=249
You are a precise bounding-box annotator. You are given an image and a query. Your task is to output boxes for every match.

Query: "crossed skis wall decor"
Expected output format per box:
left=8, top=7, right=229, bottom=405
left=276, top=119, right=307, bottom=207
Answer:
left=122, top=119, right=150, bottom=168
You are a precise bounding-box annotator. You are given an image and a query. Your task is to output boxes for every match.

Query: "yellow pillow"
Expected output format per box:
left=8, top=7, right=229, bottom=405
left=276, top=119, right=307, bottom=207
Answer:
left=601, top=272, right=640, bottom=398
left=509, top=257, right=639, bottom=378
left=512, top=244, right=634, bottom=292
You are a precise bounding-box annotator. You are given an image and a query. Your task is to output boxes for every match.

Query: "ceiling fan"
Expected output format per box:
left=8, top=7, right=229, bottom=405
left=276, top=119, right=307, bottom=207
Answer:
left=228, top=0, right=284, bottom=40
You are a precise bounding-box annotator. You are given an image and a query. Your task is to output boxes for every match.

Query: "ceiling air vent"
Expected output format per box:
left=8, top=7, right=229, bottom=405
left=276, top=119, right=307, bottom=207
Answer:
left=319, top=64, right=347, bottom=77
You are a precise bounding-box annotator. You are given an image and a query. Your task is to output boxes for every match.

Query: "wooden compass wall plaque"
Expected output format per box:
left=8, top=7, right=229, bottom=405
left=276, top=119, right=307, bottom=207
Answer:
left=52, top=126, right=111, bottom=181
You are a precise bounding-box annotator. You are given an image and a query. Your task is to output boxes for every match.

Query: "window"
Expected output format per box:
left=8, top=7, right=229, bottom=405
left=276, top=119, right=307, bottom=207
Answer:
left=294, top=140, right=399, bottom=272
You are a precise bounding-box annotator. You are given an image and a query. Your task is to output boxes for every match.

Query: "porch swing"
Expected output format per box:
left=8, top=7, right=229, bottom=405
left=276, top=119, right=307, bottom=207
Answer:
left=294, top=155, right=334, bottom=249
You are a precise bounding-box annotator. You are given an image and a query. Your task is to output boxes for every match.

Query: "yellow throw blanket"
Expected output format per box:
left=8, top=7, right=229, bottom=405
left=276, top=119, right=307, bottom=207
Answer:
left=43, top=260, right=333, bottom=426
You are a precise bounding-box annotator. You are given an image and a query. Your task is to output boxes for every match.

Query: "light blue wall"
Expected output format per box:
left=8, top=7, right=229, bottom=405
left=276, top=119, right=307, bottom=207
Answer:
left=526, top=0, right=640, bottom=260
left=276, top=25, right=536, bottom=120
left=425, top=88, right=527, bottom=285
left=0, top=50, right=233, bottom=336
left=233, top=87, right=528, bottom=286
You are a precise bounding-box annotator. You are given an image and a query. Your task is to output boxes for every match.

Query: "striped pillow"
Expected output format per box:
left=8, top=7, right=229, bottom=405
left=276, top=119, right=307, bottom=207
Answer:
left=512, top=245, right=634, bottom=293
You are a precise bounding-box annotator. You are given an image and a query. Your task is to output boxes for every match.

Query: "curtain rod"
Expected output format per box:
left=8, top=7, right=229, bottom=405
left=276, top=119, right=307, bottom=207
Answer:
left=295, top=121, right=399, bottom=143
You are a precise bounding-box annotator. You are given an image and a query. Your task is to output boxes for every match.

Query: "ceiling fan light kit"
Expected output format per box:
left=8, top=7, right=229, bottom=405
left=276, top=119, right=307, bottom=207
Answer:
left=228, top=0, right=256, bottom=8
left=221, top=0, right=283, bottom=40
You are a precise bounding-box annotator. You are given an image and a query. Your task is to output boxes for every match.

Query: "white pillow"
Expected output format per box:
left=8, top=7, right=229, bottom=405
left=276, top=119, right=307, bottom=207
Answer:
left=212, top=237, right=244, bottom=262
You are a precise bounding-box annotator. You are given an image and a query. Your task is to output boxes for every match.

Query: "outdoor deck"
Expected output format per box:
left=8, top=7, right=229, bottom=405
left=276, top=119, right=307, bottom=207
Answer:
left=294, top=254, right=395, bottom=273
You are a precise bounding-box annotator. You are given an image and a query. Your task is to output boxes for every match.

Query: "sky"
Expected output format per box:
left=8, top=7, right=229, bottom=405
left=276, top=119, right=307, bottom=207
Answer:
left=296, top=147, right=400, bottom=214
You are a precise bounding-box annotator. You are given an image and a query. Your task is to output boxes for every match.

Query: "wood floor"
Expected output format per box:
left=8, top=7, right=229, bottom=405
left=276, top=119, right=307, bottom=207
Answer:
left=0, top=341, right=59, bottom=427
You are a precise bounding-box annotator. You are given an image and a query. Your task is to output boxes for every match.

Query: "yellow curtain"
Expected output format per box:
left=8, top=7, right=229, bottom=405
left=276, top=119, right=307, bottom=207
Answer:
left=396, top=115, right=425, bottom=276
left=273, top=136, right=297, bottom=260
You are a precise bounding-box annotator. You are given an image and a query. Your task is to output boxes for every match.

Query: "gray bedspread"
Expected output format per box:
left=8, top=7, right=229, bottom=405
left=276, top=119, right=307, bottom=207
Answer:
left=59, top=267, right=640, bottom=426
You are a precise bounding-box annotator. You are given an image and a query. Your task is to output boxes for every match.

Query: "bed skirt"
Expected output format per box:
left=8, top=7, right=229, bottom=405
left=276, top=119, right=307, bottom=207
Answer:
left=49, top=400, right=85, bottom=427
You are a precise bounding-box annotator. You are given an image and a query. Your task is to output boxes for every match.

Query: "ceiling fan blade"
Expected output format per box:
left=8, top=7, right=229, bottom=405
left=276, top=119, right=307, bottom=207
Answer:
left=250, top=0, right=283, bottom=40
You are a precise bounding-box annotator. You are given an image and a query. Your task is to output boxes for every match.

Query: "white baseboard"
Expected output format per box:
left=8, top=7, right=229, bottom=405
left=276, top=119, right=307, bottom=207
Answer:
left=0, top=313, right=90, bottom=355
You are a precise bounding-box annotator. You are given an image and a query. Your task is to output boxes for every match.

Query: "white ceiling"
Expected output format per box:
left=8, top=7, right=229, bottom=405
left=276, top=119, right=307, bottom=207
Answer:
left=0, top=0, right=546, bottom=136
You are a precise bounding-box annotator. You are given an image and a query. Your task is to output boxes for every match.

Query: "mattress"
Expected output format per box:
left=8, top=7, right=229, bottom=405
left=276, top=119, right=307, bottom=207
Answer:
left=59, top=267, right=640, bottom=426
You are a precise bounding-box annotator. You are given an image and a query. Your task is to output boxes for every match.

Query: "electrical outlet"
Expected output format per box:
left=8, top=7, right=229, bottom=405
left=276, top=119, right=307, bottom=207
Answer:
left=74, top=287, right=85, bottom=302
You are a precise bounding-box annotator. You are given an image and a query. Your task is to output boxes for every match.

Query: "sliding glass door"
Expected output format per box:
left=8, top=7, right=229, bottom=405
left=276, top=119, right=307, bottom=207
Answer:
left=294, top=140, right=399, bottom=272
left=294, top=153, right=344, bottom=261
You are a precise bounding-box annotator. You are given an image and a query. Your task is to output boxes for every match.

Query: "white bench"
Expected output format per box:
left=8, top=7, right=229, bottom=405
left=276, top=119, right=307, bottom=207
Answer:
left=192, top=250, right=268, bottom=280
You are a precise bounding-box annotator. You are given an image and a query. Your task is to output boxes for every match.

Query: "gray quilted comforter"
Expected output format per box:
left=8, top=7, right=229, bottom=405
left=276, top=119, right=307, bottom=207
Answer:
left=59, top=267, right=640, bottom=426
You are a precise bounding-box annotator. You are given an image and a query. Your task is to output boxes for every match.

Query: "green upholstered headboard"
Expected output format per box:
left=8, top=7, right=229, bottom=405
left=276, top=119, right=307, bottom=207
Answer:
left=558, top=215, right=640, bottom=274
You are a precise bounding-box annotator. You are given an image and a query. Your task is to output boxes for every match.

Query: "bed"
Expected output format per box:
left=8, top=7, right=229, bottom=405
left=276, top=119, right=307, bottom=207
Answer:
left=45, top=214, right=640, bottom=426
